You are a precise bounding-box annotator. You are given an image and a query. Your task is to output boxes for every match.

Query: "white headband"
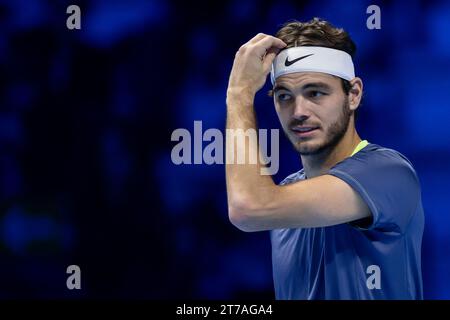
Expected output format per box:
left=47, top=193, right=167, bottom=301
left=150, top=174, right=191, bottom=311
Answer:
left=270, top=46, right=355, bottom=84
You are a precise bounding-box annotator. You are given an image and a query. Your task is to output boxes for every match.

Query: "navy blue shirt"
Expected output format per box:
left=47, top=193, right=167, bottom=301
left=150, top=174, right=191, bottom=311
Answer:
left=270, top=143, right=424, bottom=299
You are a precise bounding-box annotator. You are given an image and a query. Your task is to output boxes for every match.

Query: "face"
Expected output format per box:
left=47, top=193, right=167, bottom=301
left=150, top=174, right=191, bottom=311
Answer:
left=273, top=72, right=354, bottom=155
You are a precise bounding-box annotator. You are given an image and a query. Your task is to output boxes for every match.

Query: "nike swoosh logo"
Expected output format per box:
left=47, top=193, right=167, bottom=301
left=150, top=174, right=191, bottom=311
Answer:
left=284, top=53, right=314, bottom=66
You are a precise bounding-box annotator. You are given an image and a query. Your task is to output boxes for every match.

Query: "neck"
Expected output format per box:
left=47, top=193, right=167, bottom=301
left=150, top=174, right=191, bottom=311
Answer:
left=301, top=125, right=361, bottom=179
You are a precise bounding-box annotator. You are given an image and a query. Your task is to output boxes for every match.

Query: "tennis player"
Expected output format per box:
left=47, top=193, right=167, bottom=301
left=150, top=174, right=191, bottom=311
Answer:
left=225, top=18, right=424, bottom=299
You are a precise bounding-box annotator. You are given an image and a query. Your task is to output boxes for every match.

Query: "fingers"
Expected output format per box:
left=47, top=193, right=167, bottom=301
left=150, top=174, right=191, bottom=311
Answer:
left=248, top=34, right=286, bottom=59
left=230, top=33, right=286, bottom=93
left=248, top=33, right=267, bottom=44
left=262, top=47, right=281, bottom=71
left=256, top=35, right=286, bottom=51
left=248, top=33, right=286, bottom=48
left=243, top=33, right=286, bottom=53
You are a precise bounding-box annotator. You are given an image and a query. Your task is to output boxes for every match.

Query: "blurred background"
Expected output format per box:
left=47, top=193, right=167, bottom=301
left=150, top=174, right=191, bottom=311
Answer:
left=0, top=0, right=449, bottom=299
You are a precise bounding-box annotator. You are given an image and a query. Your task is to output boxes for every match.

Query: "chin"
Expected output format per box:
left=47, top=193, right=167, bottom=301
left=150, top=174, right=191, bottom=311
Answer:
left=293, top=140, right=324, bottom=155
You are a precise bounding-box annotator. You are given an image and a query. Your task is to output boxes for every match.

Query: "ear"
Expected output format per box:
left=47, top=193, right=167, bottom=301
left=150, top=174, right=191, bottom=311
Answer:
left=348, top=77, right=363, bottom=112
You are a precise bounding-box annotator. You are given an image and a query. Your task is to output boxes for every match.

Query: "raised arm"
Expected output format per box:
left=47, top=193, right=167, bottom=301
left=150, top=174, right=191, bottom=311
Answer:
left=225, top=34, right=370, bottom=232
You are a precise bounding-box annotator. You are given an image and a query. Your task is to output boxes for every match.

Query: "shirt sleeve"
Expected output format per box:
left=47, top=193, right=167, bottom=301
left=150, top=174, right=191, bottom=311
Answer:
left=327, top=148, right=421, bottom=234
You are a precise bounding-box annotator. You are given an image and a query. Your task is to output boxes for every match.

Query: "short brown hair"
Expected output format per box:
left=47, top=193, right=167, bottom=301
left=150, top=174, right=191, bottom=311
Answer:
left=275, top=18, right=356, bottom=57
left=269, top=18, right=359, bottom=119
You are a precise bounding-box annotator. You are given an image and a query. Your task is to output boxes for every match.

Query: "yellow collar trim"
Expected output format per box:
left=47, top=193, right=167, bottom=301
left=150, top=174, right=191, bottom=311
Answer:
left=350, top=140, right=369, bottom=156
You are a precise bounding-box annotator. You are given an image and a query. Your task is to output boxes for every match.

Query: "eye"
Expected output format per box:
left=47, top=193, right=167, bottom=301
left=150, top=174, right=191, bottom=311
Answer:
left=307, top=90, right=326, bottom=98
left=276, top=93, right=292, bottom=102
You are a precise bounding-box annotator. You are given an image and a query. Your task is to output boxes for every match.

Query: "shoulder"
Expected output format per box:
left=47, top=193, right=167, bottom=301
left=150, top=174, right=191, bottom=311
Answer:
left=328, top=143, right=422, bottom=232
left=331, top=143, right=419, bottom=184
left=328, top=143, right=422, bottom=209
left=364, top=144, right=414, bottom=166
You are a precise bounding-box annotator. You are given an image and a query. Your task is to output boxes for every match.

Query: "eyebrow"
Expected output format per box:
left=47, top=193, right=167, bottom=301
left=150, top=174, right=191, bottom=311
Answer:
left=273, top=82, right=332, bottom=93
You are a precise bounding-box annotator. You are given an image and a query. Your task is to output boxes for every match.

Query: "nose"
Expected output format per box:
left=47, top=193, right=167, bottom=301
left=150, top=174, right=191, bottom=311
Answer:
left=292, top=96, right=311, bottom=122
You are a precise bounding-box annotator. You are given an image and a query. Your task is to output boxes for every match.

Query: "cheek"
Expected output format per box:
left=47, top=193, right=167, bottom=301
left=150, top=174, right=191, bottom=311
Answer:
left=317, top=105, right=340, bottom=125
left=274, top=103, right=283, bottom=119
left=275, top=107, right=291, bottom=128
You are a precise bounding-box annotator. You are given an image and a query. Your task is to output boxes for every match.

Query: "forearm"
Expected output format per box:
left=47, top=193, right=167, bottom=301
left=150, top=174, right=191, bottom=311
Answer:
left=224, top=33, right=287, bottom=231
left=225, top=88, right=277, bottom=229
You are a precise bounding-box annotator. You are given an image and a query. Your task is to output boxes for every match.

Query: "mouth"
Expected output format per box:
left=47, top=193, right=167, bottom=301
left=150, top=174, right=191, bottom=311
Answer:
left=291, top=126, right=320, bottom=138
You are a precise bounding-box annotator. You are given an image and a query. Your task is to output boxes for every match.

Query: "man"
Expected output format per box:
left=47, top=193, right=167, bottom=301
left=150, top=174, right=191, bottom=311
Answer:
left=225, top=18, right=424, bottom=299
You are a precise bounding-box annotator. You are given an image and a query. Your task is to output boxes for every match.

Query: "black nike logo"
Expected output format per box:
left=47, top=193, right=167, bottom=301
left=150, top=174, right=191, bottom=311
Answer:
left=284, top=53, right=314, bottom=66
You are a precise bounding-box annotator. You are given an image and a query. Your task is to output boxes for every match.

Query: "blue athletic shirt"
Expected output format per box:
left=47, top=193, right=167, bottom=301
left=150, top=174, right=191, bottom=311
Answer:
left=270, top=142, right=424, bottom=299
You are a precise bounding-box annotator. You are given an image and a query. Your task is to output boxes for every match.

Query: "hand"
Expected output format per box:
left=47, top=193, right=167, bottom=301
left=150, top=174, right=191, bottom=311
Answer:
left=227, top=33, right=286, bottom=98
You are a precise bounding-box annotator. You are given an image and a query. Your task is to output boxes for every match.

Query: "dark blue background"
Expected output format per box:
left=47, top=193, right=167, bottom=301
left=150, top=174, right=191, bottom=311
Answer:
left=0, top=0, right=449, bottom=299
